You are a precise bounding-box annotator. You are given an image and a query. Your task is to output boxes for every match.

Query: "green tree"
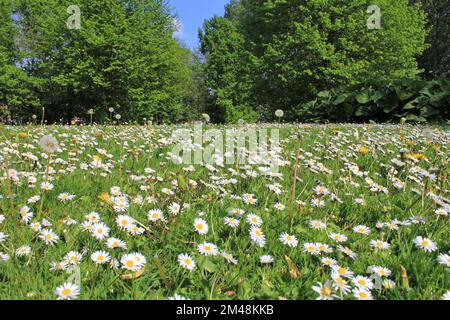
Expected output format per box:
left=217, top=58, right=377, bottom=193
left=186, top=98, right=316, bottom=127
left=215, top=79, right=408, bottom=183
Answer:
left=411, top=0, right=450, bottom=77
left=200, top=0, right=428, bottom=121
left=0, top=0, right=41, bottom=122
left=242, top=0, right=428, bottom=120
left=199, top=12, right=257, bottom=123
left=13, top=0, right=190, bottom=123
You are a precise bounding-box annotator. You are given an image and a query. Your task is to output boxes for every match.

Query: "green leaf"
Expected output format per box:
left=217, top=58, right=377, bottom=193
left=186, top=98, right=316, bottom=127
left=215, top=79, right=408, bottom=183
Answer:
left=356, top=92, right=370, bottom=104
left=202, top=258, right=218, bottom=273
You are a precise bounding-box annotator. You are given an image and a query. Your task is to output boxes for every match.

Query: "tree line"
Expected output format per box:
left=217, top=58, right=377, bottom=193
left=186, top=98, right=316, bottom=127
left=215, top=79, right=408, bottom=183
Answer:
left=1, top=0, right=449, bottom=124
left=1, top=0, right=198, bottom=123
left=198, top=0, right=449, bottom=123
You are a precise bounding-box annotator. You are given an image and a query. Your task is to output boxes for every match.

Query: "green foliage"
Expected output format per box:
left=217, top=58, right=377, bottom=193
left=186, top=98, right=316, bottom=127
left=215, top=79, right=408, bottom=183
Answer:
left=412, top=0, right=450, bottom=78
left=0, top=0, right=41, bottom=121
left=180, top=50, right=209, bottom=121
left=199, top=14, right=257, bottom=123
left=2, top=0, right=192, bottom=123
left=200, top=0, right=429, bottom=122
left=298, top=78, right=450, bottom=123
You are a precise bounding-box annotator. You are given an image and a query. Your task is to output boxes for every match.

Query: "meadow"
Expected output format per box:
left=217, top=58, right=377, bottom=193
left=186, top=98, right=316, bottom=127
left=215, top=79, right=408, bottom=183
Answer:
left=0, top=123, right=449, bottom=300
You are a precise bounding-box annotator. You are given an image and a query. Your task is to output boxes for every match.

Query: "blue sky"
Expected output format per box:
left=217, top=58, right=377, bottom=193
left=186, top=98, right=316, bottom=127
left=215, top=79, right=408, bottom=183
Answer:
left=170, top=0, right=229, bottom=49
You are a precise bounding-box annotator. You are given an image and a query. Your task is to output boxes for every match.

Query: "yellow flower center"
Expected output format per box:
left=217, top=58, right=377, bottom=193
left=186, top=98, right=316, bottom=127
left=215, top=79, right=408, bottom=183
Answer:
left=321, top=287, right=332, bottom=297
left=62, top=288, right=72, bottom=296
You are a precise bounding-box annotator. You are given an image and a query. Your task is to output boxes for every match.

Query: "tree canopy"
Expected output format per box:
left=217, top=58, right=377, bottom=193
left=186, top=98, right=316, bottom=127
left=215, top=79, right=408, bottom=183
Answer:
left=199, top=0, right=429, bottom=122
left=0, top=0, right=448, bottom=124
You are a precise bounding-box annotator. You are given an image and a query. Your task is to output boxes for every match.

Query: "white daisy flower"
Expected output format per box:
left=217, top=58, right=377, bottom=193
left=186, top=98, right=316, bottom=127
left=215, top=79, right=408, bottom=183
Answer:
left=54, top=282, right=80, bottom=300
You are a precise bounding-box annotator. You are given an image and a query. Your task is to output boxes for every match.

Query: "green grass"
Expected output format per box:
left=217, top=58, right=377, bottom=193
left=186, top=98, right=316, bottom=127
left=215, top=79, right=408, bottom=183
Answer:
left=0, top=123, right=449, bottom=300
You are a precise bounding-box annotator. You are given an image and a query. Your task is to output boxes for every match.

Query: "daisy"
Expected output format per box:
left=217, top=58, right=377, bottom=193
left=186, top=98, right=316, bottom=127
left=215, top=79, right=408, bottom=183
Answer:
left=353, top=288, right=373, bottom=300
left=370, top=239, right=390, bottom=250
left=178, top=253, right=196, bottom=271
left=113, top=198, right=129, bottom=212
left=413, top=236, right=438, bottom=252
left=0, top=214, right=4, bottom=224
left=369, top=266, right=392, bottom=278
left=127, top=225, right=145, bottom=235
left=312, top=281, right=336, bottom=300
left=246, top=213, right=262, bottom=226
left=168, top=202, right=181, bottom=215
left=303, top=242, right=319, bottom=255
left=133, top=253, right=147, bottom=266
left=249, top=226, right=266, bottom=247
left=337, top=245, right=357, bottom=259
left=317, top=243, right=333, bottom=254
left=197, top=242, right=218, bottom=256
left=229, top=208, right=245, bottom=216
left=442, top=291, right=450, bottom=300
left=273, top=202, right=285, bottom=211
left=54, top=282, right=80, bottom=300
left=81, top=221, right=93, bottom=232
left=352, top=276, right=374, bottom=290
left=224, top=217, right=240, bottom=228
left=437, top=253, right=450, bottom=267
left=328, top=232, right=347, bottom=243
left=120, top=253, right=145, bottom=272
left=65, top=251, right=83, bottom=265
left=435, top=208, right=448, bottom=217
left=91, top=222, right=110, bottom=240
left=309, top=220, right=326, bottom=230
left=86, top=212, right=100, bottom=222
left=260, top=255, right=274, bottom=264
left=110, top=186, right=122, bottom=196
left=49, top=261, right=68, bottom=271
left=16, top=245, right=31, bottom=256
left=0, top=232, right=7, bottom=243
left=106, top=237, right=127, bottom=250
left=310, top=198, right=325, bottom=207
left=194, top=218, right=209, bottom=235
left=332, top=276, right=351, bottom=294
left=279, top=233, right=298, bottom=247
left=91, top=251, right=111, bottom=265
left=353, top=225, right=371, bottom=235
left=40, top=181, right=54, bottom=191
left=147, top=209, right=165, bottom=222
left=27, top=196, right=40, bottom=204
left=38, top=229, right=59, bottom=245
left=332, top=265, right=354, bottom=279
left=110, top=258, right=120, bottom=270
left=321, top=257, right=338, bottom=268
left=19, top=206, right=33, bottom=223
left=0, top=252, right=10, bottom=263
left=313, top=185, right=329, bottom=196
left=58, top=192, right=75, bottom=202
left=116, top=215, right=135, bottom=229
left=242, top=194, right=257, bottom=205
